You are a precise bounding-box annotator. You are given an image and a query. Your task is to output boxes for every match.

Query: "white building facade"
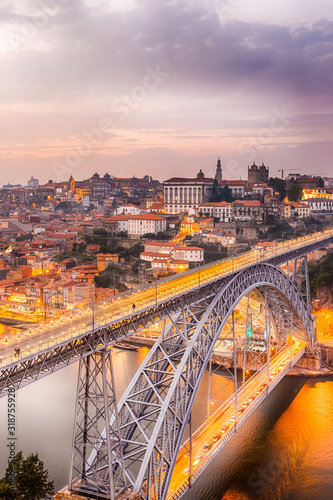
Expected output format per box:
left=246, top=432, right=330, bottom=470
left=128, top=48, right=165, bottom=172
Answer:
left=116, top=204, right=143, bottom=215
left=307, top=198, right=333, bottom=212
left=163, top=170, right=214, bottom=214
left=199, top=201, right=233, bottom=221
left=127, top=214, right=167, bottom=236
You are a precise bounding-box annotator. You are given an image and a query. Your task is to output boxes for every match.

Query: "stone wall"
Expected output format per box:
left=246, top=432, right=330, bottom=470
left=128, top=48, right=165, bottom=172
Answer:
left=321, top=345, right=333, bottom=367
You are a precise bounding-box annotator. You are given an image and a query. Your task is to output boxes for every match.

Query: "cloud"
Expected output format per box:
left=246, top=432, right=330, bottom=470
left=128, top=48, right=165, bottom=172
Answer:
left=0, top=0, right=332, bottom=183
left=2, top=1, right=333, bottom=101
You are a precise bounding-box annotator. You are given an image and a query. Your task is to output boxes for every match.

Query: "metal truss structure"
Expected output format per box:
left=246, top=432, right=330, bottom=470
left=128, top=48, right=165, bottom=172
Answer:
left=0, top=234, right=328, bottom=500
left=0, top=235, right=331, bottom=395
left=70, top=263, right=315, bottom=500
left=69, top=344, right=126, bottom=500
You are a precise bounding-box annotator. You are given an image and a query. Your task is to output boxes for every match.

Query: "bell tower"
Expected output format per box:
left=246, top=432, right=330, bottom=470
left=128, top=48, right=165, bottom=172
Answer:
left=215, top=158, right=222, bottom=182
left=69, top=175, right=75, bottom=192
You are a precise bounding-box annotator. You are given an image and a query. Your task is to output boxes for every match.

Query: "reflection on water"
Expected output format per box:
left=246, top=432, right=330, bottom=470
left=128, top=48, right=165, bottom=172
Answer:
left=0, top=347, right=332, bottom=500
left=185, top=377, right=333, bottom=500
left=0, top=322, right=21, bottom=337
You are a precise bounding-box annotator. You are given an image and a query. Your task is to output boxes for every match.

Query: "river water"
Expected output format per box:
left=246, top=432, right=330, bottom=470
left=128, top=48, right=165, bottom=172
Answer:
left=0, top=322, right=22, bottom=338
left=0, top=347, right=332, bottom=500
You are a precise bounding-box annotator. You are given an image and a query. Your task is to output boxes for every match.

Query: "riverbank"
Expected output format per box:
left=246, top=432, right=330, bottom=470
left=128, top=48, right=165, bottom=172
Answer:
left=287, top=365, right=333, bottom=377
left=0, top=317, right=36, bottom=329
left=128, top=336, right=333, bottom=378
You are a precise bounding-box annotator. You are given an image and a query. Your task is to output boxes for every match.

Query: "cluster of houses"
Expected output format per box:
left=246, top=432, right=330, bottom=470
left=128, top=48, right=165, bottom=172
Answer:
left=0, top=162, right=332, bottom=322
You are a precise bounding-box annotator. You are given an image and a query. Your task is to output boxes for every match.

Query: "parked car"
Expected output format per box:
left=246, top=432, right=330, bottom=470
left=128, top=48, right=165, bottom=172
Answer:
left=220, top=425, right=229, bottom=434
left=193, top=454, right=203, bottom=466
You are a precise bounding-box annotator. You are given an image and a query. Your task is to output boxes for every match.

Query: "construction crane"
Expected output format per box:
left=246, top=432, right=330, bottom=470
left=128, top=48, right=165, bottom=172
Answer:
left=278, top=168, right=300, bottom=179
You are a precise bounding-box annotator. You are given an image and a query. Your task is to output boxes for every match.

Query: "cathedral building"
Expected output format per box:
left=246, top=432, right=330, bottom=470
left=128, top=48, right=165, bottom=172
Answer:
left=247, top=162, right=269, bottom=184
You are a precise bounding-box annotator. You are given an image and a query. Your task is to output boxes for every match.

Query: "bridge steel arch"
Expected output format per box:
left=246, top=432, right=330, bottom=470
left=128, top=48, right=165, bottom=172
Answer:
left=79, top=263, right=314, bottom=500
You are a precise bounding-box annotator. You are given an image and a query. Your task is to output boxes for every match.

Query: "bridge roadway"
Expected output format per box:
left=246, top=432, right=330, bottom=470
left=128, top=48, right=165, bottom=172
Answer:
left=166, top=339, right=306, bottom=500
left=0, top=229, right=332, bottom=394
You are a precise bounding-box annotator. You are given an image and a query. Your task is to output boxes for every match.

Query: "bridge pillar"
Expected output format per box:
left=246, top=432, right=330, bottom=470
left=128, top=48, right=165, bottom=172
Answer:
left=54, top=487, right=87, bottom=499
left=68, top=348, right=126, bottom=499
left=292, top=255, right=311, bottom=310
left=291, top=255, right=316, bottom=349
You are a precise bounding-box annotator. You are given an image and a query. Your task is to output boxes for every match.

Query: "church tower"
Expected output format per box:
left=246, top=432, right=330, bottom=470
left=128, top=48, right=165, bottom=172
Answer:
left=69, top=175, right=75, bottom=192
left=215, top=158, right=222, bottom=182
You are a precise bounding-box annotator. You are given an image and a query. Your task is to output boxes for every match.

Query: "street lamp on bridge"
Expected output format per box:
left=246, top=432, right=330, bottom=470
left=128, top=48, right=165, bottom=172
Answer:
left=42, top=290, right=61, bottom=323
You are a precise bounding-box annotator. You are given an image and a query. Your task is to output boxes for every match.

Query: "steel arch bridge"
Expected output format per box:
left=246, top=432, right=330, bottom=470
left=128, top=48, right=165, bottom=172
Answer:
left=69, top=262, right=315, bottom=500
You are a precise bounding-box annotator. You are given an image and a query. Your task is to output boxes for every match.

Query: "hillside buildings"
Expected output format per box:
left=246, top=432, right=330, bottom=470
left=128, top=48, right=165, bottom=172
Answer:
left=163, top=159, right=272, bottom=215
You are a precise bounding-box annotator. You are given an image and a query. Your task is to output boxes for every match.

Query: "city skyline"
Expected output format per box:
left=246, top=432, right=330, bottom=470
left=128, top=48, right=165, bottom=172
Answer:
left=0, top=0, right=332, bottom=185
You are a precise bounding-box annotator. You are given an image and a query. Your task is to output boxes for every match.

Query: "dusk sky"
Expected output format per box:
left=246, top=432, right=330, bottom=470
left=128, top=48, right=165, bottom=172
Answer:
left=0, top=0, right=332, bottom=185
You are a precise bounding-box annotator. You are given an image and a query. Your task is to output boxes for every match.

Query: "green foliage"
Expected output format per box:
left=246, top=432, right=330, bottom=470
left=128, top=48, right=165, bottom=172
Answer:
left=128, top=243, right=144, bottom=257
left=55, top=201, right=71, bottom=211
left=84, top=228, right=109, bottom=250
left=2, top=451, right=54, bottom=500
left=94, top=265, right=125, bottom=288
left=288, top=184, right=303, bottom=202
left=131, top=260, right=139, bottom=275
left=94, top=272, right=112, bottom=288
left=156, top=231, right=168, bottom=240
left=210, top=180, right=233, bottom=203
left=0, top=480, right=16, bottom=500
left=17, top=233, right=34, bottom=242
left=141, top=233, right=156, bottom=239
left=266, top=222, right=293, bottom=235
left=116, top=231, right=128, bottom=238
left=309, top=253, right=333, bottom=297
left=268, top=177, right=286, bottom=200
left=52, top=252, right=94, bottom=263
left=93, top=228, right=107, bottom=237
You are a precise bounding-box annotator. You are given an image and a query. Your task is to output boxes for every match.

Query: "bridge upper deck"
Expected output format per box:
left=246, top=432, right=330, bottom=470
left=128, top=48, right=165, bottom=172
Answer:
left=0, top=228, right=332, bottom=392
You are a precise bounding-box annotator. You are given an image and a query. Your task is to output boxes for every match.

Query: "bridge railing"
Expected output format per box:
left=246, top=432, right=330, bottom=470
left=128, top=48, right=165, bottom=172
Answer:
left=1, top=230, right=331, bottom=370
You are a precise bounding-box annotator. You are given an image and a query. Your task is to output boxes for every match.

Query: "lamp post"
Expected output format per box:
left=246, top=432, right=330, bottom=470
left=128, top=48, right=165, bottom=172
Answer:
left=81, top=285, right=95, bottom=333
left=43, top=291, right=61, bottom=323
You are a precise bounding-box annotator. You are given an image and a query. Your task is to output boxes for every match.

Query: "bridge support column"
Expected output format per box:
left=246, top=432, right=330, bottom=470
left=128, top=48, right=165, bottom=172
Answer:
left=291, top=255, right=316, bottom=349
left=69, top=348, right=125, bottom=499
left=265, top=290, right=271, bottom=387
left=292, top=256, right=311, bottom=310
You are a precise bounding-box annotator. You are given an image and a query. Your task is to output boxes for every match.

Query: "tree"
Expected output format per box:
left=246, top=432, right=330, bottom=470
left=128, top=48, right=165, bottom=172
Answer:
left=17, top=233, right=34, bottom=242
left=93, top=228, right=107, bottom=238
left=141, top=233, right=156, bottom=239
left=288, top=184, right=303, bottom=202
left=128, top=242, right=144, bottom=257
left=210, top=178, right=219, bottom=201
left=3, top=451, right=54, bottom=500
left=209, top=181, right=233, bottom=203
left=220, top=184, right=233, bottom=202
left=156, top=231, right=168, bottom=240
left=268, top=177, right=286, bottom=200
left=0, top=480, right=15, bottom=500
left=55, top=201, right=71, bottom=212
left=116, top=231, right=128, bottom=238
